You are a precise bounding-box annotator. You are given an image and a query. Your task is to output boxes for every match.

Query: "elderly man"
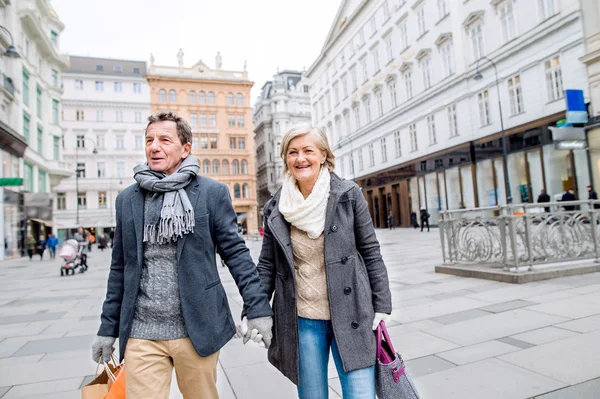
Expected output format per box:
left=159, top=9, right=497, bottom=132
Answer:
left=92, top=112, right=272, bottom=399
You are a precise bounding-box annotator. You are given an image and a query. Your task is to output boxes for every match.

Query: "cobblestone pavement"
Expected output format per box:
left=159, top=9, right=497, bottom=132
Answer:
left=0, top=228, right=599, bottom=398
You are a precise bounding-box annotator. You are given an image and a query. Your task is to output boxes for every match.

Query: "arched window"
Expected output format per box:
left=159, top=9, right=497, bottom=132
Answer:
left=202, top=159, right=210, bottom=174
left=199, top=91, right=206, bottom=104
left=234, top=183, right=241, bottom=199
left=159, top=89, right=166, bottom=102
left=236, top=93, right=243, bottom=105
left=242, top=183, right=249, bottom=198
left=227, top=93, right=234, bottom=105
left=222, top=160, right=230, bottom=175
left=189, top=91, right=196, bottom=103
left=241, top=159, right=248, bottom=174
left=168, top=90, right=177, bottom=102
left=232, top=159, right=240, bottom=175
left=208, top=91, right=215, bottom=104
left=212, top=159, right=219, bottom=174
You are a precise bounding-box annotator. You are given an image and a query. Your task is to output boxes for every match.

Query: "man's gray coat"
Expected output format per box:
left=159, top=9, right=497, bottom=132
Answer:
left=97, top=175, right=273, bottom=360
left=257, top=173, right=392, bottom=384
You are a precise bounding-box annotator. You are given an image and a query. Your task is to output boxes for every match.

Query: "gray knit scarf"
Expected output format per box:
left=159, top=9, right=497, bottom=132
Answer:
left=133, top=156, right=199, bottom=244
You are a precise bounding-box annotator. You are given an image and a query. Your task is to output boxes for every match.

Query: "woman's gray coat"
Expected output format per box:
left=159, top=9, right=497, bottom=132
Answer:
left=257, top=172, right=392, bottom=385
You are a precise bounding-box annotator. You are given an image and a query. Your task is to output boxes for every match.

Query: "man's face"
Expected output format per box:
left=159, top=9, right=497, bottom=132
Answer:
left=145, top=121, right=191, bottom=175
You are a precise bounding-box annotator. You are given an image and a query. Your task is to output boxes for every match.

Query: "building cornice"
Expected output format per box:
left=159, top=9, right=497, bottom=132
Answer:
left=62, top=99, right=151, bottom=109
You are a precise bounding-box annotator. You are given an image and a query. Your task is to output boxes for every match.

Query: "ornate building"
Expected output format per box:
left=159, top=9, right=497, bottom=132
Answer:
left=146, top=50, right=258, bottom=233
left=253, top=70, right=311, bottom=225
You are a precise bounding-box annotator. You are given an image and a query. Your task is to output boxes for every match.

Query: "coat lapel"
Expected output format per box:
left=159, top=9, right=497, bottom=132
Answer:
left=177, top=177, right=201, bottom=262
left=131, top=185, right=145, bottom=270
left=267, top=206, right=295, bottom=272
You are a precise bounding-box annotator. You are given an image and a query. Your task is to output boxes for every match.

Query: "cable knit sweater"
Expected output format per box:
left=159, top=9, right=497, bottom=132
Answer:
left=291, top=226, right=331, bottom=320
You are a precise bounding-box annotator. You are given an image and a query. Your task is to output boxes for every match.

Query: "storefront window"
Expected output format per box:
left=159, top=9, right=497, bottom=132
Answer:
left=476, top=159, right=496, bottom=206
left=543, top=145, right=590, bottom=202
left=526, top=149, right=544, bottom=203
left=460, top=165, right=476, bottom=208
left=425, top=173, right=439, bottom=225
left=409, top=178, right=419, bottom=213
left=507, top=152, right=527, bottom=204
left=493, top=159, right=507, bottom=206
left=446, top=167, right=461, bottom=209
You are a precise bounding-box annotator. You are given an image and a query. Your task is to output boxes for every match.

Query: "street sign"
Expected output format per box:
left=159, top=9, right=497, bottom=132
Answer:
left=0, top=177, right=23, bottom=186
left=555, top=140, right=588, bottom=150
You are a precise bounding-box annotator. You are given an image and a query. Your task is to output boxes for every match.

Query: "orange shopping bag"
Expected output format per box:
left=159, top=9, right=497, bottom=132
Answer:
left=81, top=360, right=120, bottom=399
left=104, top=360, right=126, bottom=399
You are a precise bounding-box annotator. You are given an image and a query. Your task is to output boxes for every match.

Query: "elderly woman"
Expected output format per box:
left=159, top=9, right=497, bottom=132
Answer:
left=245, top=125, right=392, bottom=398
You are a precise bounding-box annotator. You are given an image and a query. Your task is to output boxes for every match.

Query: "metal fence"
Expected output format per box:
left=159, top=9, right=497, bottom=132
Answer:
left=439, top=200, right=600, bottom=271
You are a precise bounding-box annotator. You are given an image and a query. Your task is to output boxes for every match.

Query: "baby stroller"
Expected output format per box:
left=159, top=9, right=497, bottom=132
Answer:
left=59, top=239, right=88, bottom=276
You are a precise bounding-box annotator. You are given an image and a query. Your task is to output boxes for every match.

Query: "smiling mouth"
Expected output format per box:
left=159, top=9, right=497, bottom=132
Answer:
left=295, top=165, right=310, bottom=169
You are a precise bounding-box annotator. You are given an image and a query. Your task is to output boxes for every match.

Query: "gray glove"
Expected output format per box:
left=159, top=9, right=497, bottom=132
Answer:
left=92, top=335, right=116, bottom=363
left=243, top=316, right=273, bottom=349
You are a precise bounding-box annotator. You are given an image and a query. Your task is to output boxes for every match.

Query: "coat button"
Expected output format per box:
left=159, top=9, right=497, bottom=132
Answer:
left=341, top=256, right=348, bottom=264
left=351, top=321, right=359, bottom=329
left=344, top=287, right=352, bottom=295
left=330, top=224, right=338, bottom=232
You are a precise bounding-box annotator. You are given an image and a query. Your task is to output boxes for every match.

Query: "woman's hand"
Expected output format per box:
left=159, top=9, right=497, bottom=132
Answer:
left=372, top=312, right=392, bottom=330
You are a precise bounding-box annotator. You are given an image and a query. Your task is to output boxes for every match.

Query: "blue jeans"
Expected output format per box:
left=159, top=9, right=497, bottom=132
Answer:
left=297, top=317, right=375, bottom=399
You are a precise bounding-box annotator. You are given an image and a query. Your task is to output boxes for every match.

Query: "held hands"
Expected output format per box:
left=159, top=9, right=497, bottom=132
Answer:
left=372, top=312, right=392, bottom=330
left=241, top=316, right=273, bottom=349
left=92, top=335, right=116, bottom=362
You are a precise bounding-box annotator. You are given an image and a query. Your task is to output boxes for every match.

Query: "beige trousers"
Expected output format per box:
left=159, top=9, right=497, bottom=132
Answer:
left=125, top=337, right=219, bottom=399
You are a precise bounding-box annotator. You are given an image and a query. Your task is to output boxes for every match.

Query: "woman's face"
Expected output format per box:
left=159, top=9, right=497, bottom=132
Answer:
left=286, top=134, right=326, bottom=187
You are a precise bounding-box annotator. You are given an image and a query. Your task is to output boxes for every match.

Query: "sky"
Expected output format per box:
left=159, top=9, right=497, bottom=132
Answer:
left=50, top=0, right=341, bottom=104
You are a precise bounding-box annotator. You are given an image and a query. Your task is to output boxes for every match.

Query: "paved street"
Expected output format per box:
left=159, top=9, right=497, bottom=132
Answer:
left=0, top=228, right=599, bottom=398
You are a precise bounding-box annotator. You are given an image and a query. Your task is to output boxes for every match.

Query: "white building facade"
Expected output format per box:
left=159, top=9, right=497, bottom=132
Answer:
left=253, top=70, right=311, bottom=222
left=0, top=0, right=70, bottom=259
left=53, top=56, right=150, bottom=241
left=307, top=0, right=590, bottom=227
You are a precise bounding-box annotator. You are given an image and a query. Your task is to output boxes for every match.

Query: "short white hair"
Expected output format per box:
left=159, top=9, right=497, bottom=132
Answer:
left=280, top=124, right=335, bottom=173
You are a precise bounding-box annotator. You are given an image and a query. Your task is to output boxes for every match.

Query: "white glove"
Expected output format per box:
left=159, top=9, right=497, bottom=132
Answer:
left=240, top=317, right=266, bottom=348
left=372, top=312, right=392, bottom=330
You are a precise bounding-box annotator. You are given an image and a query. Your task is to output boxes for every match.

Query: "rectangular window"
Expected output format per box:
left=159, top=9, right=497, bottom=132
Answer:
left=370, top=16, right=377, bottom=36
left=368, top=143, right=375, bottom=166
left=200, top=114, right=207, bottom=126
left=539, top=0, right=556, bottom=20
left=230, top=137, right=236, bottom=149
left=238, top=138, right=246, bottom=149
left=237, top=115, right=245, bottom=128
left=98, top=192, right=107, bottom=207
left=389, top=81, right=398, bottom=108
left=37, top=125, right=42, bottom=152
left=23, top=113, right=30, bottom=143
left=375, top=91, right=383, bottom=117
left=399, top=22, right=408, bottom=50
left=97, top=162, right=106, bottom=178
left=417, top=7, right=426, bottom=36
left=115, top=111, right=123, bottom=122
left=75, top=79, right=83, bottom=90
left=478, top=90, right=491, bottom=126
left=57, top=193, right=66, bottom=210
left=385, top=36, right=393, bottom=63
left=360, top=58, right=368, bottom=83
left=344, top=112, right=351, bottom=134
left=438, top=0, right=448, bottom=20
left=77, top=192, right=87, bottom=209
left=134, top=135, right=143, bottom=150
left=114, top=65, right=123, bottom=72
left=36, top=86, right=42, bottom=118
left=228, top=115, right=235, bottom=128
left=404, top=72, right=413, bottom=100
left=76, top=110, right=85, bottom=121
left=471, top=23, right=484, bottom=61
left=421, top=58, right=432, bottom=89
left=50, top=30, right=58, bottom=46
left=116, top=135, right=124, bottom=149
left=97, top=135, right=105, bottom=149
left=427, top=114, right=437, bottom=145
left=354, top=106, right=361, bottom=129
left=96, top=109, right=104, bottom=121
left=372, top=47, right=380, bottom=73
left=114, top=82, right=123, bottom=92
left=333, top=83, right=340, bottom=105
left=358, top=28, right=365, bottom=47
left=410, top=124, right=418, bottom=152
left=133, top=67, right=141, bottom=74
left=53, top=137, right=60, bottom=160
left=201, top=137, right=208, bottom=149
left=134, top=111, right=142, bottom=123
left=96, top=65, right=104, bottom=72
left=440, top=41, right=454, bottom=77
left=341, top=74, right=349, bottom=98
left=394, top=130, right=402, bottom=158
left=383, top=1, right=390, bottom=20
left=500, top=1, right=517, bottom=42
left=350, top=67, right=358, bottom=91
left=192, top=136, right=199, bottom=150
left=325, top=92, right=332, bottom=113
left=116, top=162, right=125, bottom=177
left=24, top=163, right=33, bottom=192
left=545, top=55, right=563, bottom=101
left=190, top=113, right=198, bottom=126
left=358, top=148, right=364, bottom=171
left=38, top=170, right=47, bottom=193
left=210, top=137, right=217, bottom=149
left=133, top=83, right=142, bottom=93
left=76, top=162, right=86, bottom=178
left=95, top=81, right=104, bottom=91
left=209, top=114, right=216, bottom=127
left=52, top=99, right=59, bottom=124
left=22, top=69, right=29, bottom=106
left=77, top=135, right=87, bottom=149
left=380, top=138, right=387, bottom=163
left=364, top=97, right=372, bottom=123
left=51, top=69, right=58, bottom=87
left=508, top=75, right=524, bottom=115
left=447, top=104, right=458, bottom=137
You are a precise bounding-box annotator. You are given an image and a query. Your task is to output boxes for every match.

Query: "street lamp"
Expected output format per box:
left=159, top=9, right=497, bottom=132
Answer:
left=75, top=137, right=98, bottom=225
left=474, top=56, right=513, bottom=204
left=0, top=26, right=21, bottom=58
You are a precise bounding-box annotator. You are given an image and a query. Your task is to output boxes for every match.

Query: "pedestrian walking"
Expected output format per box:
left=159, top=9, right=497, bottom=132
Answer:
left=410, top=211, right=419, bottom=229
left=92, top=111, right=273, bottom=399
left=25, top=235, right=36, bottom=261
left=387, top=211, right=395, bottom=230
left=36, top=235, right=46, bottom=261
left=87, top=231, right=95, bottom=252
left=587, top=185, right=600, bottom=209
left=251, top=125, right=392, bottom=398
left=537, top=189, right=551, bottom=213
left=73, top=226, right=88, bottom=267
left=561, top=188, right=577, bottom=211
left=46, top=233, right=58, bottom=260
left=420, top=207, right=430, bottom=232
left=98, top=234, right=107, bottom=251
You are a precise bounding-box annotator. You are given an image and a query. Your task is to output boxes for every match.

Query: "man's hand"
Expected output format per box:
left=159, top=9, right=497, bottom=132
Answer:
left=92, top=335, right=116, bottom=363
left=241, top=316, right=273, bottom=349
left=372, top=312, right=392, bottom=330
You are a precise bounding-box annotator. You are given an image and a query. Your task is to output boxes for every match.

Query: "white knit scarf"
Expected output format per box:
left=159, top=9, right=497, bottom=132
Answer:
left=279, top=167, right=331, bottom=239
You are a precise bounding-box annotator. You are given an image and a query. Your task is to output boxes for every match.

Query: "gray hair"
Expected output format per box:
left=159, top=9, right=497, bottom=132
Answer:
left=280, top=124, right=335, bottom=173
left=145, top=111, right=192, bottom=145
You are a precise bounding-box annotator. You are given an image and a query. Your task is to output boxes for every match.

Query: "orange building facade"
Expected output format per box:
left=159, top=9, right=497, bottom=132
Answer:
left=146, top=54, right=258, bottom=233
